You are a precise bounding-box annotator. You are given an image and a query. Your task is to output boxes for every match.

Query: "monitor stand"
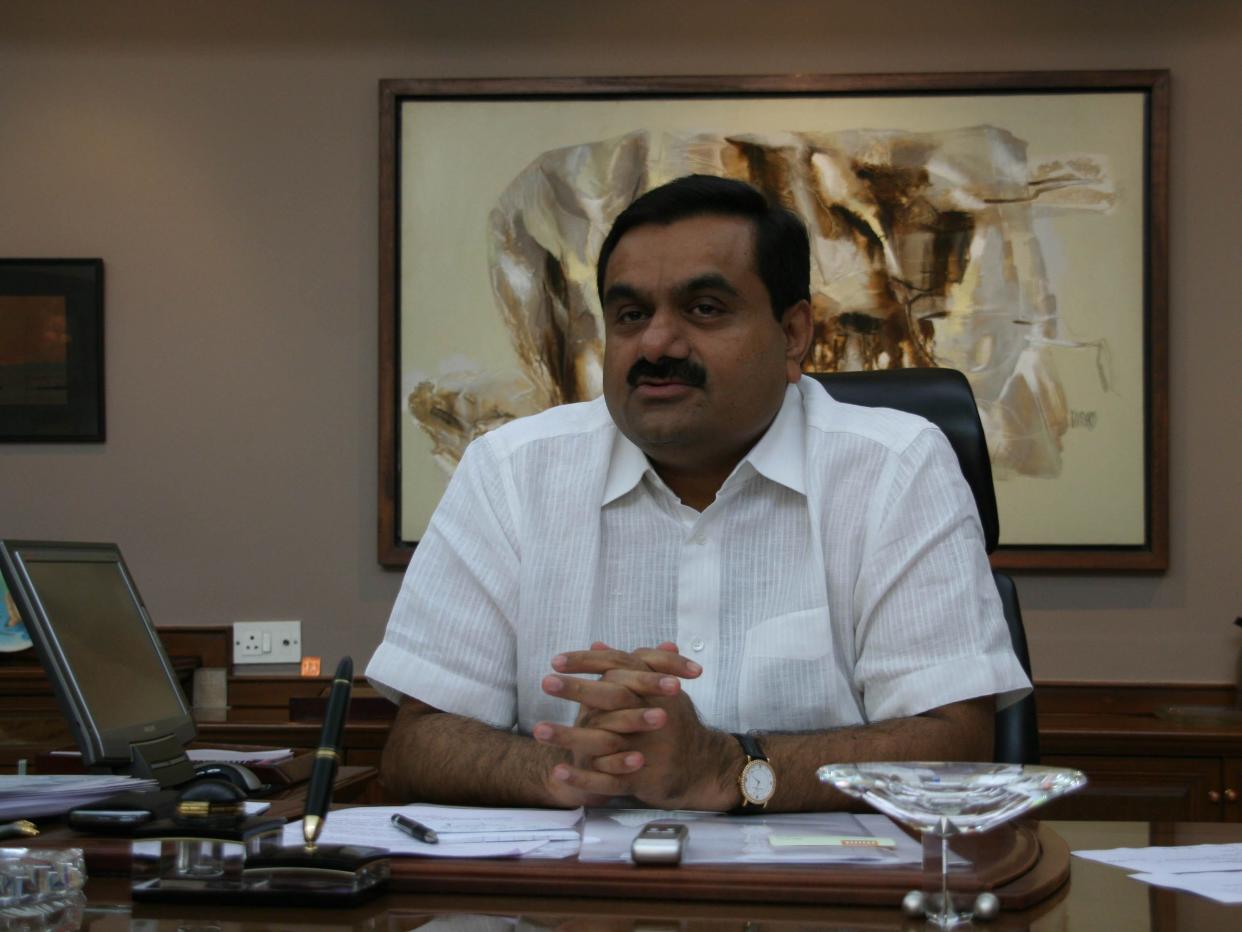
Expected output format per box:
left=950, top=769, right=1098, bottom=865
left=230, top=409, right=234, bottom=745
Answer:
left=127, top=734, right=197, bottom=788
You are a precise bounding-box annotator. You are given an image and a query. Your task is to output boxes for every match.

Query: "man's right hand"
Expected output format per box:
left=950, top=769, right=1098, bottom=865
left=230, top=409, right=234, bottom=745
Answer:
left=534, top=642, right=728, bottom=805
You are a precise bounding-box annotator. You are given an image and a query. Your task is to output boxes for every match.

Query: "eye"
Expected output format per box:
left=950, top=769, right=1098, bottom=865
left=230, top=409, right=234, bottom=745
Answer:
left=687, top=300, right=726, bottom=318
left=613, top=305, right=649, bottom=326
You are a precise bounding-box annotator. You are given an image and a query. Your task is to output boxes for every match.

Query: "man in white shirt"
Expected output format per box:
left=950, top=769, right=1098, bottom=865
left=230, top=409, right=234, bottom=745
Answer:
left=367, top=175, right=1031, bottom=812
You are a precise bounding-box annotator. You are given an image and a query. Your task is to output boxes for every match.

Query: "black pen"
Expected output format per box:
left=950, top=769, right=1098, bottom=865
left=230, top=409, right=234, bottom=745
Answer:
left=302, top=656, right=353, bottom=850
left=391, top=813, right=438, bottom=844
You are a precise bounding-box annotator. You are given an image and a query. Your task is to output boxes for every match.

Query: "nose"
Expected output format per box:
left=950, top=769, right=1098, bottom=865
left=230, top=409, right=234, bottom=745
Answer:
left=638, top=306, right=689, bottom=361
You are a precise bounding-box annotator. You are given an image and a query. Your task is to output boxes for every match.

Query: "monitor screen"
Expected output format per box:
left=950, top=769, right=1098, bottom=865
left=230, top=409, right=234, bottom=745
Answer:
left=0, top=540, right=197, bottom=786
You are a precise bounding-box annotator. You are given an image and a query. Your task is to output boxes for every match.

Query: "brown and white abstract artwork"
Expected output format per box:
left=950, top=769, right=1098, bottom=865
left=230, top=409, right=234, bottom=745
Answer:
left=395, top=89, right=1151, bottom=553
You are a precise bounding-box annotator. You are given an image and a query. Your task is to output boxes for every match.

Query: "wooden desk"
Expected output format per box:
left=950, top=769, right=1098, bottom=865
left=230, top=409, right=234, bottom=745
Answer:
left=12, top=821, right=1240, bottom=930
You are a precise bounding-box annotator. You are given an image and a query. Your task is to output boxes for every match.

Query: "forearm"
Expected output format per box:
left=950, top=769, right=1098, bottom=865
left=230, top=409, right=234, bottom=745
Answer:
left=380, top=697, right=572, bottom=807
left=757, top=697, right=995, bottom=812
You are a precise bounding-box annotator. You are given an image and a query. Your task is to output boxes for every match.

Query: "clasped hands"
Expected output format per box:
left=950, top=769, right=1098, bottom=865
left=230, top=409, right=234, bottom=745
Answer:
left=532, top=641, right=740, bottom=810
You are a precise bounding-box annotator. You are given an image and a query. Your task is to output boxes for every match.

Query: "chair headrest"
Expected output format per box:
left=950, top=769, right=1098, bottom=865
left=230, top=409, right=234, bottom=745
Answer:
left=808, top=369, right=1000, bottom=552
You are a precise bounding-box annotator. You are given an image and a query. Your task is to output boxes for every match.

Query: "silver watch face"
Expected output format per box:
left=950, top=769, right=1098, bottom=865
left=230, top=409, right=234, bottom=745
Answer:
left=741, top=759, right=775, bottom=804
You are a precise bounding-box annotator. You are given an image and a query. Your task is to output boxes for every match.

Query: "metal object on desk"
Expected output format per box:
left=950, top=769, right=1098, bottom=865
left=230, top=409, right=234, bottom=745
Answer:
left=631, top=821, right=688, bottom=865
left=820, top=762, right=1086, bottom=928
left=129, top=780, right=284, bottom=902
left=1, top=846, right=87, bottom=926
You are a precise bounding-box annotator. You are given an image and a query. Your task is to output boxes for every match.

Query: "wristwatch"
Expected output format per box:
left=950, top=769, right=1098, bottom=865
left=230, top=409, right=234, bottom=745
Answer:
left=730, top=732, right=775, bottom=813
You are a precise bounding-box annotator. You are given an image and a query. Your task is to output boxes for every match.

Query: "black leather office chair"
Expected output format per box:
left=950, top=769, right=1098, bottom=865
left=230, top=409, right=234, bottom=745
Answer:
left=810, top=368, right=1040, bottom=764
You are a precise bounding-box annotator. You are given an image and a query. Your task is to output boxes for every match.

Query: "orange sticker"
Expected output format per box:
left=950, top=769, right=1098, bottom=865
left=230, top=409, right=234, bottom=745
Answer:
left=300, top=656, right=322, bottom=677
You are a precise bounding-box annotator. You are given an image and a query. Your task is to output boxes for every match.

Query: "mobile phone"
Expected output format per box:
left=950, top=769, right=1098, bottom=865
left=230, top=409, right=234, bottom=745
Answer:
left=67, top=808, right=153, bottom=833
left=630, top=821, right=688, bottom=864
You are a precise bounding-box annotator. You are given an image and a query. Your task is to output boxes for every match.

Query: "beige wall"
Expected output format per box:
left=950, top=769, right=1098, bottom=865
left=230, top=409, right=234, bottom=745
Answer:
left=1, top=0, right=1239, bottom=684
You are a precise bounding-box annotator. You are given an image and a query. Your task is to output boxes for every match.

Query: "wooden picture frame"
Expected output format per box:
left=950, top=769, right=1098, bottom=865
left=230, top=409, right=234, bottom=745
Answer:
left=0, top=259, right=105, bottom=442
left=379, top=72, right=1168, bottom=572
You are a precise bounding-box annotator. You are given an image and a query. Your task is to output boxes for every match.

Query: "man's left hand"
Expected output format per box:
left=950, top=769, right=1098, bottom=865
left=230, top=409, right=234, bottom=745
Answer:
left=534, top=643, right=742, bottom=810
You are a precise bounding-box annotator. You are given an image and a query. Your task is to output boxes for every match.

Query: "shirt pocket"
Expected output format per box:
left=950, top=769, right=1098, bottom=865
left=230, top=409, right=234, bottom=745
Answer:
left=737, top=607, right=853, bottom=733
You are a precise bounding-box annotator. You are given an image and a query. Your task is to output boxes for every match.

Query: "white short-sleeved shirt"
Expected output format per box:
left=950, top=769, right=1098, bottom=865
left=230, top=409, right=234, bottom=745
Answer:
left=366, top=377, right=1031, bottom=735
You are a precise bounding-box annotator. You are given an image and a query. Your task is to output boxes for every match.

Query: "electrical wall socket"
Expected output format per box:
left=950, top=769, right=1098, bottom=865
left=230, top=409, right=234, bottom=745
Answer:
left=233, top=620, right=302, bottom=665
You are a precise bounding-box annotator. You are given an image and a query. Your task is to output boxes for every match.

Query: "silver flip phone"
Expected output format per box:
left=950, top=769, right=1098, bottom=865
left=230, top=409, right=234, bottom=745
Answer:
left=630, top=821, right=688, bottom=864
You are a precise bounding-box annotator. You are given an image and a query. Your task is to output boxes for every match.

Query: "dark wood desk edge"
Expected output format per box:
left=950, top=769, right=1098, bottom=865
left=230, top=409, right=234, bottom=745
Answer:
left=378, top=821, right=1063, bottom=908
left=29, top=815, right=1069, bottom=910
left=994, top=821, right=1072, bottom=910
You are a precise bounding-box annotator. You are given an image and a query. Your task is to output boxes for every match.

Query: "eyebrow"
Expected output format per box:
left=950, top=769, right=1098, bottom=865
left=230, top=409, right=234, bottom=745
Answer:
left=602, top=273, right=741, bottom=307
left=676, top=273, right=740, bottom=299
left=602, top=282, right=644, bottom=306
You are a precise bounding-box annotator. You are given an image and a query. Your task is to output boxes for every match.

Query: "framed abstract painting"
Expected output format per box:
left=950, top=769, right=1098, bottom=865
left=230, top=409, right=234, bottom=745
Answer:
left=378, top=72, right=1168, bottom=571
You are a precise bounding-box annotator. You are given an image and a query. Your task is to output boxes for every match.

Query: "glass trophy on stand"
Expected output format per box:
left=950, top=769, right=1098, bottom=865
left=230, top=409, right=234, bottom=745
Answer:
left=818, top=762, right=1086, bottom=928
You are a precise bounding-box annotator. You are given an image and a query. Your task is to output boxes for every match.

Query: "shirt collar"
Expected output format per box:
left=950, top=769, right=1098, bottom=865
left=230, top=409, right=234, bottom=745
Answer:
left=602, top=430, right=652, bottom=506
left=739, top=382, right=806, bottom=495
left=601, top=381, right=807, bottom=506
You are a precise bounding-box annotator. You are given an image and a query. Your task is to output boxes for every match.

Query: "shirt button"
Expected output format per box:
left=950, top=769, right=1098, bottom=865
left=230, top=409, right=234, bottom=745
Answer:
left=690, top=638, right=705, bottom=652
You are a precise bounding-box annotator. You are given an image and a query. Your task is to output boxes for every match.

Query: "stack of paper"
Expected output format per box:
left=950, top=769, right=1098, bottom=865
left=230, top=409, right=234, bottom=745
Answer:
left=581, top=809, right=923, bottom=865
left=282, top=804, right=584, bottom=859
left=186, top=748, right=295, bottom=764
left=1075, top=843, right=1242, bottom=904
left=0, top=774, right=159, bottom=819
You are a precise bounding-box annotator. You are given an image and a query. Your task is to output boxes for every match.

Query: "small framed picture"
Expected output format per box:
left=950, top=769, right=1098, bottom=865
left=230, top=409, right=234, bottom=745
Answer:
left=0, top=259, right=104, bottom=442
left=0, top=573, right=32, bottom=654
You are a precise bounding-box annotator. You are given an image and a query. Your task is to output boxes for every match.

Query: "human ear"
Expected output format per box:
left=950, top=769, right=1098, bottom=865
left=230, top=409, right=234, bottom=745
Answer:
left=781, top=300, right=813, bottom=382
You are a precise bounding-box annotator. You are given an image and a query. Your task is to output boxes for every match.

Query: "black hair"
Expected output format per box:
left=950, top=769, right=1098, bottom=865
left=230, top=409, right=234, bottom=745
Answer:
left=595, top=174, right=811, bottom=319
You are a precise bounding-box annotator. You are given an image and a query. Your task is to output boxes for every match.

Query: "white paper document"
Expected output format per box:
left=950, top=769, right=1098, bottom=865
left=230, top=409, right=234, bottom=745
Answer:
left=1130, top=871, right=1242, bottom=904
left=1074, top=843, right=1242, bottom=874
left=1074, top=843, right=1242, bottom=905
left=580, top=809, right=921, bottom=865
left=186, top=748, right=295, bottom=764
left=48, top=748, right=296, bottom=764
left=282, top=804, right=584, bottom=859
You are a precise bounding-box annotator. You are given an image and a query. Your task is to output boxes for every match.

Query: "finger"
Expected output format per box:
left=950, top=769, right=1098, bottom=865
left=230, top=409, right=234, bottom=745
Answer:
left=550, top=648, right=651, bottom=675
left=586, top=706, right=668, bottom=734
left=627, top=647, right=702, bottom=678
left=599, top=668, right=683, bottom=697
left=590, top=750, right=646, bottom=776
left=531, top=720, right=628, bottom=757
left=552, top=646, right=701, bottom=679
left=542, top=674, right=642, bottom=710
left=551, top=761, right=630, bottom=799
left=635, top=641, right=681, bottom=653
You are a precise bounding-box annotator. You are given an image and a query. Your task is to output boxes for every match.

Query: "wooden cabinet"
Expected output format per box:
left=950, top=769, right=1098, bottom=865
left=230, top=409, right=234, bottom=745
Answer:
left=1039, top=754, right=1232, bottom=822
left=1035, top=684, right=1242, bottom=822
left=1224, top=758, right=1242, bottom=819
left=6, top=636, right=1242, bottom=819
left=0, top=625, right=393, bottom=780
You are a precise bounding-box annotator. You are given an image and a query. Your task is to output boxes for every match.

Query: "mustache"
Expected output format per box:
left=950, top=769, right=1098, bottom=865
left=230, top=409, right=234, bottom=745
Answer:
left=626, top=357, right=707, bottom=389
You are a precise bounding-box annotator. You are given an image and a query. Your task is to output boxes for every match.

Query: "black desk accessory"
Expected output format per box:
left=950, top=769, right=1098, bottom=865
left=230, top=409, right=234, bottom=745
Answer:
left=129, top=781, right=286, bottom=902
left=129, top=657, right=390, bottom=905
left=68, top=789, right=177, bottom=835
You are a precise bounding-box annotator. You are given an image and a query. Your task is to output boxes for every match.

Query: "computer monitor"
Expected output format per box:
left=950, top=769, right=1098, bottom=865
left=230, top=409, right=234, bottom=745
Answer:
left=0, top=540, right=197, bottom=787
